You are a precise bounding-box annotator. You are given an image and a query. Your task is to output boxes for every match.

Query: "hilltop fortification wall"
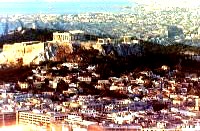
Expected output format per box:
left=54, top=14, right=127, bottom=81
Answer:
left=2, top=41, right=45, bottom=65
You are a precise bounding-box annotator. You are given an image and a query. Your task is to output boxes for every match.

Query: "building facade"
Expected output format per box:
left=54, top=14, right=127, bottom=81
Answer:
left=17, top=111, right=68, bottom=127
left=0, top=112, right=16, bottom=127
left=53, top=30, right=85, bottom=43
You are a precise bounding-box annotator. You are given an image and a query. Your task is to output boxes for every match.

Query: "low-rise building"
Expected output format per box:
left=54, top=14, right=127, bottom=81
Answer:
left=17, top=111, right=68, bottom=127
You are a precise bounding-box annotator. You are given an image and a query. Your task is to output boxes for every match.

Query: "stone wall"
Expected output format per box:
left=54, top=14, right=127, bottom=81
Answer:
left=2, top=41, right=45, bottom=65
left=0, top=40, right=104, bottom=66
left=80, top=41, right=103, bottom=51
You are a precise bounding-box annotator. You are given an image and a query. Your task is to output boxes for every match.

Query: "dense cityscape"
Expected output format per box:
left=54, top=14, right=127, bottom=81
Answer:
left=1, top=5, right=200, bottom=45
left=1, top=1, right=200, bottom=131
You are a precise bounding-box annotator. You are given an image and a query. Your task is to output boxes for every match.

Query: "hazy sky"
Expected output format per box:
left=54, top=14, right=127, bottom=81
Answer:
left=0, top=0, right=199, bottom=6
left=0, top=0, right=133, bottom=14
left=0, top=0, right=129, bottom=2
left=132, top=0, right=200, bottom=8
left=0, top=0, right=199, bottom=14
